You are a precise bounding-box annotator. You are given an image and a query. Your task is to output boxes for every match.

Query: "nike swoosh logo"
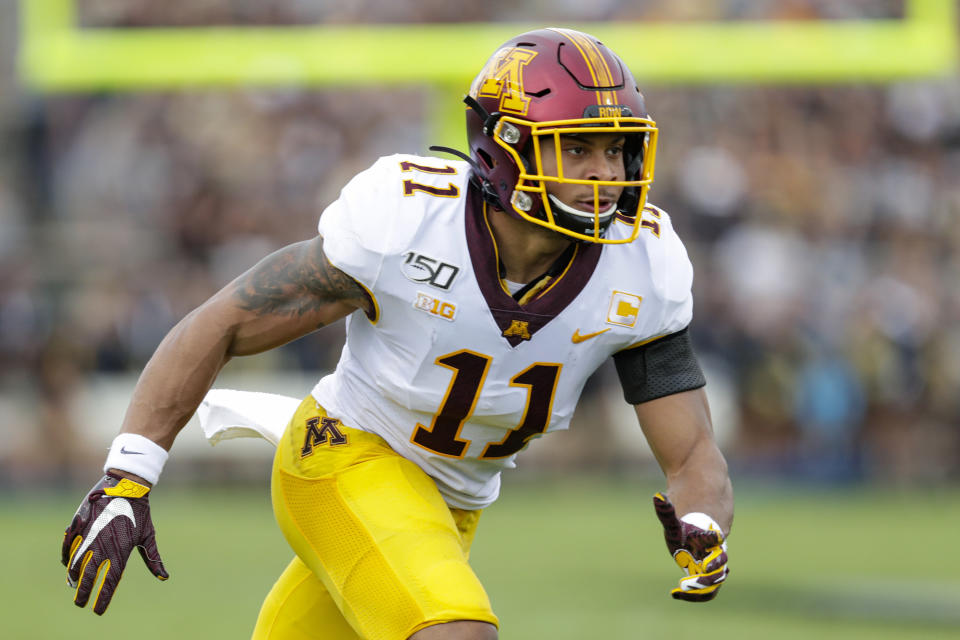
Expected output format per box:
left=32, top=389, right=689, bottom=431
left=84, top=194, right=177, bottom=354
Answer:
left=571, top=328, right=610, bottom=343
left=120, top=447, right=144, bottom=455
left=70, top=498, right=136, bottom=569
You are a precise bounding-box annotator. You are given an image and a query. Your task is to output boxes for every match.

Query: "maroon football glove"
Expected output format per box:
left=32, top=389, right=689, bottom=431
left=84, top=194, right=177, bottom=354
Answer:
left=653, top=492, right=728, bottom=602
left=62, top=473, right=168, bottom=615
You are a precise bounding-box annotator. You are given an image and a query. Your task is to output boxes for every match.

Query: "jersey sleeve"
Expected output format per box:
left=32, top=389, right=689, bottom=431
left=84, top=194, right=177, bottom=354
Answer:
left=658, top=212, right=695, bottom=334
left=317, top=156, right=410, bottom=292
left=638, top=205, right=695, bottom=344
left=612, top=206, right=703, bottom=403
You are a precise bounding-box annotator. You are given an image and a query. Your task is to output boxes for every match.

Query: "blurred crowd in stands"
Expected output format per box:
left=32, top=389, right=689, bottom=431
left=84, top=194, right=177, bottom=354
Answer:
left=2, top=0, right=959, bottom=485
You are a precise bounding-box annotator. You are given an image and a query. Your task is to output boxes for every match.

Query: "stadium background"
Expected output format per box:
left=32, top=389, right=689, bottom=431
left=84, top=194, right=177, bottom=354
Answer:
left=1, top=1, right=959, bottom=638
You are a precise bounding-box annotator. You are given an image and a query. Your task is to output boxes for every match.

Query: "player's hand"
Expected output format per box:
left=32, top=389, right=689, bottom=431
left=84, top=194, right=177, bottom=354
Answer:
left=61, top=473, right=168, bottom=614
left=652, top=492, right=728, bottom=602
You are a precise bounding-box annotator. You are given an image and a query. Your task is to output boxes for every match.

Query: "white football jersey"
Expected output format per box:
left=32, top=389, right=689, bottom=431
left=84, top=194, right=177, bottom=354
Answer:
left=312, top=154, right=694, bottom=509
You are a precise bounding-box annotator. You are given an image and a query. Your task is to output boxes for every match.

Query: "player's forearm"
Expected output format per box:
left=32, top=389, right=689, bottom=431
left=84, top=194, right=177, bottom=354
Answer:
left=118, top=304, right=235, bottom=451
left=662, top=441, right=733, bottom=535
left=634, top=389, right=734, bottom=534
left=113, top=238, right=364, bottom=457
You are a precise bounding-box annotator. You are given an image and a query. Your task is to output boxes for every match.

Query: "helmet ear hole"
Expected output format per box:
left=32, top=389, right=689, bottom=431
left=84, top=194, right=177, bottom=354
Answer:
left=477, top=148, right=495, bottom=171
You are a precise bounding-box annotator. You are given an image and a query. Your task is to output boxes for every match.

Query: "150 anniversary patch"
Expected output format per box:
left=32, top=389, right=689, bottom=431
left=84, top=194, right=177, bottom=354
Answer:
left=402, top=251, right=460, bottom=290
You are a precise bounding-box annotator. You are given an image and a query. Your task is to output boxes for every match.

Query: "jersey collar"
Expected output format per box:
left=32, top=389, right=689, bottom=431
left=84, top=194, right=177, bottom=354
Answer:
left=465, top=186, right=603, bottom=347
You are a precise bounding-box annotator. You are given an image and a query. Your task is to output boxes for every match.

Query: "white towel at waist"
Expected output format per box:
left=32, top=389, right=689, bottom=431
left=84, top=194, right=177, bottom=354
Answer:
left=196, top=389, right=302, bottom=446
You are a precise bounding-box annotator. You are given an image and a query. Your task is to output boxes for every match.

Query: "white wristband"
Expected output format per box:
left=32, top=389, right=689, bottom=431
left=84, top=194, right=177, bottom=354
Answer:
left=103, top=433, right=169, bottom=485
left=681, top=512, right=727, bottom=548
left=680, top=512, right=722, bottom=533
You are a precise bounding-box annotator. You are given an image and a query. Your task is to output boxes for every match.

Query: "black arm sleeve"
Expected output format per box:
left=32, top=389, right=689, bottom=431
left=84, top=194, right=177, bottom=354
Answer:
left=612, top=328, right=706, bottom=405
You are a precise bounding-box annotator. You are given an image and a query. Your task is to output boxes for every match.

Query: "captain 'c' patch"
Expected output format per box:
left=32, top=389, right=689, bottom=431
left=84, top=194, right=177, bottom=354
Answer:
left=606, top=291, right=642, bottom=328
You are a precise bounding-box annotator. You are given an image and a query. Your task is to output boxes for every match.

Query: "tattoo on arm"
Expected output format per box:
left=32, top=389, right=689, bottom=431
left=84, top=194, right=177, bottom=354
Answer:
left=232, top=238, right=372, bottom=325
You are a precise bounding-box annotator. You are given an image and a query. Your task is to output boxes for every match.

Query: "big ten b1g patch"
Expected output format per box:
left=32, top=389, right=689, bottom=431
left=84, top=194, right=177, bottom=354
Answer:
left=413, top=292, right=457, bottom=321
left=300, top=417, right=348, bottom=458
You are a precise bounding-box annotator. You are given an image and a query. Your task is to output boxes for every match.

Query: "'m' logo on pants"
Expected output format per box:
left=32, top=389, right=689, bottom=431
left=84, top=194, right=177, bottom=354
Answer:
left=300, top=417, right=348, bottom=457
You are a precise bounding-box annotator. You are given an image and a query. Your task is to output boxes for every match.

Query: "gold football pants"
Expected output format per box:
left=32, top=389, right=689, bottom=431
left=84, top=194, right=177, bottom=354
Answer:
left=252, top=397, right=498, bottom=640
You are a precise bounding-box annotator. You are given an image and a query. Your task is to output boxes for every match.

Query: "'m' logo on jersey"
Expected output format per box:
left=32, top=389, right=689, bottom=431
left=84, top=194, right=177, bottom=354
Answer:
left=300, top=416, right=347, bottom=458
left=606, top=291, right=642, bottom=328
left=402, top=252, right=460, bottom=290
left=473, top=47, right=538, bottom=115
left=414, top=292, right=457, bottom=322
left=502, top=320, right=532, bottom=341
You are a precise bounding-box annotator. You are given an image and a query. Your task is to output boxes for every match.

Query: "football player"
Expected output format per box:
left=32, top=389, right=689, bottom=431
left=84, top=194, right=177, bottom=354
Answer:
left=62, top=28, right=732, bottom=639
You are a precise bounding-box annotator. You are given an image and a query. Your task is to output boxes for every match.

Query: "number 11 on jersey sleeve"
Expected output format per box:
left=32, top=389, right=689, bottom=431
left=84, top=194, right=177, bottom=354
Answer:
left=400, top=161, right=461, bottom=198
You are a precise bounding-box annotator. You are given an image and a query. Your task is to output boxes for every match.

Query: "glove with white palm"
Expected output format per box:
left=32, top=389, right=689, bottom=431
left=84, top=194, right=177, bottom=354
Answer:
left=61, top=473, right=169, bottom=614
left=653, top=492, right=728, bottom=602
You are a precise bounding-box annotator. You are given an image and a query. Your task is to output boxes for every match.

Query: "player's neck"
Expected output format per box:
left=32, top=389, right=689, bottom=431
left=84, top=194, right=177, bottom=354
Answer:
left=487, top=207, right=573, bottom=284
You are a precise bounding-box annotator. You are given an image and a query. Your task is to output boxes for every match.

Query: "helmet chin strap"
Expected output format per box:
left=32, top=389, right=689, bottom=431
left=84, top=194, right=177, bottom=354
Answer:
left=547, top=194, right=618, bottom=220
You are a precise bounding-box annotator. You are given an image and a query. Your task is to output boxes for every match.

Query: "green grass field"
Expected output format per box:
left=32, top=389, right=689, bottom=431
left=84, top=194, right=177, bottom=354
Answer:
left=4, top=475, right=959, bottom=639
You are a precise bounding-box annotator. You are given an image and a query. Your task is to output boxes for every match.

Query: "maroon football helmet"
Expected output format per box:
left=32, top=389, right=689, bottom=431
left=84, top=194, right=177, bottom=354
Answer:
left=465, top=28, right=658, bottom=244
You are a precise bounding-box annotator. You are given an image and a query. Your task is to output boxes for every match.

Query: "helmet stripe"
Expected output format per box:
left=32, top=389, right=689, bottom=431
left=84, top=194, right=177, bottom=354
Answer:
left=550, top=28, right=617, bottom=106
